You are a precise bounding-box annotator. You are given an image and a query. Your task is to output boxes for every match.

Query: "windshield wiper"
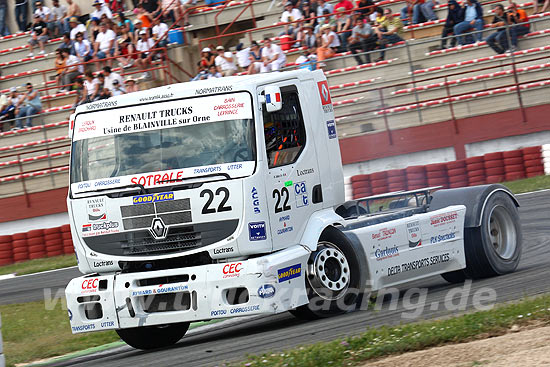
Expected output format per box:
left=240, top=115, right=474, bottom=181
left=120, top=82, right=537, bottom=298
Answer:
left=73, top=183, right=147, bottom=196
left=157, top=172, right=230, bottom=184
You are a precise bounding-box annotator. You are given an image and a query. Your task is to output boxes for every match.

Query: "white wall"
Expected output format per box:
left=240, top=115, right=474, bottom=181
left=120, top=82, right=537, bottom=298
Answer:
left=465, top=131, right=550, bottom=157
left=0, top=212, right=69, bottom=236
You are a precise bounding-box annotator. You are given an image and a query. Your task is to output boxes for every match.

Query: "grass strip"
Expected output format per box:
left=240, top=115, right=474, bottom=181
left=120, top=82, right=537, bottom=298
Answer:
left=501, top=174, right=550, bottom=194
left=0, top=254, right=77, bottom=276
left=237, top=294, right=550, bottom=367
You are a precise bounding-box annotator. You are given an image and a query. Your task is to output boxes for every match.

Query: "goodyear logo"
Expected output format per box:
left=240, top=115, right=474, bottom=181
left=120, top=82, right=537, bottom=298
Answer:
left=277, top=264, right=301, bottom=283
left=133, top=192, right=174, bottom=204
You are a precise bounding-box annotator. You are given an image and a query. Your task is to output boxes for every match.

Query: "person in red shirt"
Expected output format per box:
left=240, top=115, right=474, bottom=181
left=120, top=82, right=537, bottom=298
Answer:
left=335, top=0, right=354, bottom=12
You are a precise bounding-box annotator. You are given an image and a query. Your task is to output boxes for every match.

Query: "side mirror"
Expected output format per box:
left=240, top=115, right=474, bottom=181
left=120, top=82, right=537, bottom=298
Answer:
left=262, top=86, right=282, bottom=112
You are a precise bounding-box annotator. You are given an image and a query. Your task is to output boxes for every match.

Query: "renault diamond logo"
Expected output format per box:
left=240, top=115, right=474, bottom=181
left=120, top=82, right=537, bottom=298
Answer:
left=150, top=218, right=167, bottom=239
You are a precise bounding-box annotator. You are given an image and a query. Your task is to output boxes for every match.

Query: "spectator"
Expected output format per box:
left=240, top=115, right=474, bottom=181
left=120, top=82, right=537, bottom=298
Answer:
left=317, top=0, right=334, bottom=16
left=114, top=12, right=134, bottom=34
left=61, top=48, right=80, bottom=90
left=314, top=8, right=335, bottom=35
left=50, top=0, right=67, bottom=36
left=205, top=0, right=224, bottom=7
left=68, top=16, right=87, bottom=40
left=0, top=87, right=19, bottom=130
left=280, top=2, right=303, bottom=36
left=207, top=64, right=222, bottom=78
left=57, top=33, right=75, bottom=54
left=485, top=4, right=509, bottom=54
left=135, top=29, right=155, bottom=79
left=295, top=49, right=316, bottom=70
left=260, top=38, right=286, bottom=73
left=0, top=0, right=8, bottom=36
left=440, top=0, right=462, bottom=49
left=111, top=79, right=126, bottom=96
left=374, top=7, right=385, bottom=25
left=84, top=71, right=100, bottom=101
left=316, top=23, right=340, bottom=67
left=114, top=25, right=135, bottom=68
left=141, top=0, right=160, bottom=14
left=235, top=43, right=251, bottom=71
left=335, top=7, right=353, bottom=49
left=28, top=14, right=48, bottom=56
left=374, top=7, right=404, bottom=61
left=110, top=0, right=126, bottom=13
left=506, top=2, right=529, bottom=51
left=453, top=0, right=484, bottom=45
left=161, top=0, right=182, bottom=24
left=298, top=23, right=317, bottom=48
left=214, top=45, right=237, bottom=76
left=34, top=1, right=51, bottom=23
left=91, top=0, right=113, bottom=20
left=64, top=0, right=82, bottom=33
left=199, top=47, right=216, bottom=69
left=15, top=0, right=28, bottom=33
left=74, top=31, right=93, bottom=64
left=73, top=78, right=88, bottom=107
left=103, top=66, right=124, bottom=91
left=400, top=0, right=424, bottom=25
left=179, top=0, right=195, bottom=27
left=133, top=18, right=143, bottom=39
left=247, top=41, right=263, bottom=74
left=152, top=16, right=169, bottom=47
left=300, top=1, right=317, bottom=29
left=54, top=48, right=66, bottom=91
left=348, top=17, right=376, bottom=64
left=93, top=22, right=116, bottom=67
left=191, top=62, right=208, bottom=80
left=356, top=0, right=375, bottom=20
left=534, top=0, right=550, bottom=13
left=421, top=0, right=438, bottom=22
left=124, top=77, right=139, bottom=92
left=88, top=17, right=101, bottom=42
left=15, top=83, right=41, bottom=129
left=97, top=74, right=111, bottom=99
left=135, top=4, right=153, bottom=29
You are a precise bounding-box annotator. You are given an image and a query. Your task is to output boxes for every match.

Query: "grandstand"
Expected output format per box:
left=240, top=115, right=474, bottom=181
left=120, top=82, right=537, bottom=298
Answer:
left=0, top=0, right=548, bottom=229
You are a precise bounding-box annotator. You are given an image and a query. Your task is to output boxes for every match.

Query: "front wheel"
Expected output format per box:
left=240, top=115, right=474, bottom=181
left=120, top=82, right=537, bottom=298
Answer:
left=116, top=322, right=190, bottom=350
left=290, top=227, right=361, bottom=320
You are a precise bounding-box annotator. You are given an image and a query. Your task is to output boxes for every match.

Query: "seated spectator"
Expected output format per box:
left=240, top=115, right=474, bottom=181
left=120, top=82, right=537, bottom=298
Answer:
left=0, top=88, right=19, bottom=130
left=141, top=0, right=160, bottom=14
left=247, top=41, right=263, bottom=74
left=96, top=73, right=111, bottom=100
left=295, top=49, right=316, bottom=70
left=191, top=62, right=208, bottom=80
left=74, top=32, right=93, bottom=64
left=124, top=77, right=139, bottom=93
left=61, top=48, right=80, bottom=90
left=300, top=1, right=317, bottom=29
left=316, top=23, right=340, bottom=67
left=440, top=0, right=462, bottom=49
left=297, top=23, right=317, bottom=49
left=453, top=0, right=484, bottom=45
left=88, top=17, right=101, bottom=43
left=114, top=12, right=134, bottom=34
left=374, top=6, right=385, bottom=25
left=84, top=71, right=100, bottom=101
left=357, top=0, right=375, bottom=20
left=214, top=45, right=237, bottom=76
left=91, top=0, right=113, bottom=20
left=50, top=0, right=67, bottom=36
left=280, top=2, right=303, bottom=36
left=64, top=0, right=82, bottom=34
left=110, top=0, right=126, bottom=13
left=133, top=18, right=143, bottom=40
left=15, top=83, right=41, bottom=129
left=28, top=14, right=49, bottom=56
left=200, top=47, right=216, bottom=69
left=506, top=2, right=529, bottom=51
left=15, top=0, right=28, bottom=33
left=235, top=43, right=251, bottom=71
left=69, top=17, right=88, bottom=41
left=422, top=0, right=438, bottom=22
left=103, top=66, right=124, bottom=91
left=161, top=0, right=183, bottom=24
left=348, top=17, right=376, bottom=64
left=317, top=0, right=334, bottom=16
left=400, top=0, right=425, bottom=25
left=135, top=29, right=155, bottom=79
left=114, top=25, right=136, bottom=68
left=314, top=9, right=335, bottom=35
left=111, top=79, right=126, bottom=96
left=374, top=7, right=404, bottom=61
left=73, top=78, right=88, bottom=107
left=335, top=7, right=353, bottom=49
left=152, top=16, right=169, bottom=47
left=486, top=4, right=509, bottom=54
left=135, top=4, right=153, bottom=29
left=93, top=22, right=116, bottom=67
left=534, top=0, right=550, bottom=13
left=57, top=33, right=75, bottom=54
left=207, top=64, right=222, bottom=78
left=54, top=49, right=67, bottom=91
left=34, top=1, right=51, bottom=23
left=260, top=38, right=286, bottom=73
left=180, top=0, right=196, bottom=27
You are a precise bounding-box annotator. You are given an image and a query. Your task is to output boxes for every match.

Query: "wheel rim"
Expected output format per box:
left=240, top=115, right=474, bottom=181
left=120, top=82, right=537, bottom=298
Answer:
left=307, top=242, right=351, bottom=301
left=488, top=205, right=517, bottom=260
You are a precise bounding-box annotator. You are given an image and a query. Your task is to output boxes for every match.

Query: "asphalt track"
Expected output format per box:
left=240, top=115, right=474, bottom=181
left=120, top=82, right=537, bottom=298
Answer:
left=1, top=190, right=549, bottom=367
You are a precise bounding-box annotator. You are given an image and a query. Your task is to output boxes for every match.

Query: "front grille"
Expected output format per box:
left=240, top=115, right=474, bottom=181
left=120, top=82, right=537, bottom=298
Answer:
left=140, top=293, right=192, bottom=313
left=159, top=212, right=192, bottom=225
left=123, top=216, right=155, bottom=230
left=83, top=219, right=238, bottom=256
left=121, top=204, right=154, bottom=218
left=120, top=198, right=192, bottom=230
left=156, top=199, right=190, bottom=213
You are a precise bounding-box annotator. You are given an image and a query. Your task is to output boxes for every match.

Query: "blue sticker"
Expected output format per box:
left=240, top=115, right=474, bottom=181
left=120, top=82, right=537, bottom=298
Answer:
left=257, top=284, right=276, bottom=299
left=278, top=263, right=301, bottom=282
left=326, top=120, right=336, bottom=139
left=68, top=309, right=73, bottom=321
left=248, top=221, right=267, bottom=241
left=133, top=192, right=174, bottom=205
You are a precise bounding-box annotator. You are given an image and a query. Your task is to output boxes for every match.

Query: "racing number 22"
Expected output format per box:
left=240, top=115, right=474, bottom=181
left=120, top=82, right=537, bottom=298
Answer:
left=201, top=187, right=232, bottom=214
left=273, top=187, right=291, bottom=213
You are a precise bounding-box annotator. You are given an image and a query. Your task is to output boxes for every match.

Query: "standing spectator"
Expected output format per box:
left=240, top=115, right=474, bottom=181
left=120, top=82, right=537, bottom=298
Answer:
left=247, top=41, right=263, bottom=74
left=102, top=66, right=124, bottom=91
left=453, top=0, right=484, bottom=45
left=93, top=22, right=116, bottom=67
left=68, top=17, right=87, bottom=40
left=374, top=7, right=404, bottom=61
left=61, top=48, right=80, bottom=89
left=506, top=2, right=529, bottom=51
left=15, top=83, right=41, bottom=129
left=15, top=0, right=28, bottom=33
left=317, top=0, right=334, bottom=16
left=124, top=77, right=139, bottom=93
left=280, top=2, right=303, bottom=36
left=0, top=0, right=8, bottom=36
left=348, top=17, right=376, bottom=64
left=207, top=64, right=222, bottom=78
left=316, top=23, right=340, bottom=67
left=440, top=0, right=462, bottom=49
left=84, top=71, right=100, bottom=101
left=485, top=4, right=509, bottom=54
left=111, top=79, right=125, bottom=96
left=54, top=49, right=66, bottom=91
left=74, top=32, right=93, bottom=64
left=400, top=0, right=424, bottom=25
left=49, top=0, right=67, bottom=36
left=214, top=45, right=237, bottom=76
left=534, top=0, right=550, bottom=13
left=28, top=14, right=48, bottom=56
left=260, top=38, right=286, bottom=72
left=91, top=0, right=113, bottom=20
left=73, top=78, right=88, bottom=107
left=235, top=43, right=251, bottom=71
left=135, top=29, right=155, bottom=79
left=64, top=0, right=82, bottom=33
left=152, top=16, right=169, bottom=47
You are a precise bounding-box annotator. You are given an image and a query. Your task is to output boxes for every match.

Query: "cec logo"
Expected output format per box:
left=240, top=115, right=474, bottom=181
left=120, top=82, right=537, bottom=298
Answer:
left=223, top=262, right=242, bottom=278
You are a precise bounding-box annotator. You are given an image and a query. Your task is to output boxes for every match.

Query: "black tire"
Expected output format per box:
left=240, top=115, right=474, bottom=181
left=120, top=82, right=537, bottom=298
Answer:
left=289, top=227, right=361, bottom=320
left=116, top=322, right=190, bottom=350
left=463, top=191, right=522, bottom=279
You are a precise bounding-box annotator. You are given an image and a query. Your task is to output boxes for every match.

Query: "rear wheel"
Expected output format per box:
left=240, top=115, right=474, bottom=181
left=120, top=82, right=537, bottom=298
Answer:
left=290, top=227, right=361, bottom=320
left=116, top=322, right=190, bottom=350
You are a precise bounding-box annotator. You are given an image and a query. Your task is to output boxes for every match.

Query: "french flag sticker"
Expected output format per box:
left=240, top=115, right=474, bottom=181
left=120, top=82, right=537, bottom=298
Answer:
left=82, top=224, right=91, bottom=232
left=265, top=92, right=281, bottom=104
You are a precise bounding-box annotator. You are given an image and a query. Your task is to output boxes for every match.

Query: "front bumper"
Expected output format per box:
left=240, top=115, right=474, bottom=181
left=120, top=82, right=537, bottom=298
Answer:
left=65, top=245, right=310, bottom=333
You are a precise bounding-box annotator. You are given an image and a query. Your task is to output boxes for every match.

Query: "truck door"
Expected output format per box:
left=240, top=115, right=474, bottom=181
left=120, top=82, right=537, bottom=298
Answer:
left=258, top=83, right=322, bottom=251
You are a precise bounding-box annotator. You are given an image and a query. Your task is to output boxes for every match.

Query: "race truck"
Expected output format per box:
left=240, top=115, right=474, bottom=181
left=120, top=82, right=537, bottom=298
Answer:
left=65, top=69, right=522, bottom=349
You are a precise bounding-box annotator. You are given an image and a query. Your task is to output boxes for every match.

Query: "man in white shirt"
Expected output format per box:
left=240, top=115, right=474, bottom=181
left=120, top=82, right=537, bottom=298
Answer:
left=102, top=66, right=124, bottom=92
left=214, top=45, right=237, bottom=76
left=235, top=43, right=251, bottom=70
left=111, top=80, right=126, bottom=96
left=91, top=0, right=113, bottom=20
left=135, top=29, right=155, bottom=79
left=280, top=2, right=303, bottom=36
left=61, top=48, right=80, bottom=90
left=260, top=38, right=286, bottom=73
left=34, top=1, right=51, bottom=22
left=152, top=16, right=169, bottom=47
left=69, top=17, right=87, bottom=40
left=93, top=22, right=116, bottom=67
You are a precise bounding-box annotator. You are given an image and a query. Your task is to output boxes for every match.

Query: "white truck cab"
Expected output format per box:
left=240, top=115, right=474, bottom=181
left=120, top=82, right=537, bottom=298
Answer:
left=65, top=70, right=522, bottom=349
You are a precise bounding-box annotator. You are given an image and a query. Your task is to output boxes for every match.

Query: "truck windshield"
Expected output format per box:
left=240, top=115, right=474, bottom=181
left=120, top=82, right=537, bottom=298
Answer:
left=70, top=118, right=255, bottom=185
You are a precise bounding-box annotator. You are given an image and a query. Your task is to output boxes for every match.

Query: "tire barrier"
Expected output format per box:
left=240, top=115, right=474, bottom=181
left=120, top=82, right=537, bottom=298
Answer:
left=350, top=146, right=546, bottom=199
left=61, top=224, right=74, bottom=255
left=26, top=229, right=46, bottom=260
left=0, top=235, right=13, bottom=266
left=12, top=232, right=28, bottom=262
left=44, top=227, right=63, bottom=257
